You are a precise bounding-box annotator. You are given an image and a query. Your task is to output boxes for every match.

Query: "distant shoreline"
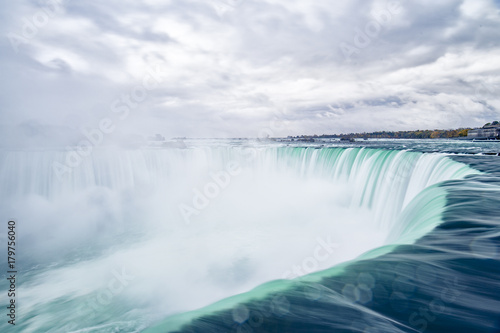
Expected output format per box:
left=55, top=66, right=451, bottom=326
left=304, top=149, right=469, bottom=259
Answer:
left=287, top=123, right=500, bottom=141
left=287, top=128, right=472, bottom=140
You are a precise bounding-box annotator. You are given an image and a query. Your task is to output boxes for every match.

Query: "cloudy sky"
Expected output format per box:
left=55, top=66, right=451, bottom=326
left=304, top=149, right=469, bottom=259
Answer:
left=1, top=0, right=500, bottom=146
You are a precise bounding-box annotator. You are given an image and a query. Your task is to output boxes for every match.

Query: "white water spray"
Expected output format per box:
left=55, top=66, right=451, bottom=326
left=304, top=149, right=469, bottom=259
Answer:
left=0, top=146, right=480, bottom=332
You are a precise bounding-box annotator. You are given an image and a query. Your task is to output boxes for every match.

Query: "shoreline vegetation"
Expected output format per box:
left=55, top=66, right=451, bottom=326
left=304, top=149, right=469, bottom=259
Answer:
left=292, top=128, right=471, bottom=140
left=287, top=121, right=500, bottom=141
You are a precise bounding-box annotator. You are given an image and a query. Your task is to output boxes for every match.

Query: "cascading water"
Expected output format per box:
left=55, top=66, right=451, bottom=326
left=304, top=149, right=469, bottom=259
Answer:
left=1, top=144, right=496, bottom=333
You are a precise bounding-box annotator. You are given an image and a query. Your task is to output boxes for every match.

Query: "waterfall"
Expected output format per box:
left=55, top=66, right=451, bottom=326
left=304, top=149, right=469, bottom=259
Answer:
left=0, top=146, right=481, bottom=333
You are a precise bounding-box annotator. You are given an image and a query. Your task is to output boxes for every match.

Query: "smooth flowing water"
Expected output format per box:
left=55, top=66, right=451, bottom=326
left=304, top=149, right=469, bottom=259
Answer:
left=1, top=139, right=499, bottom=332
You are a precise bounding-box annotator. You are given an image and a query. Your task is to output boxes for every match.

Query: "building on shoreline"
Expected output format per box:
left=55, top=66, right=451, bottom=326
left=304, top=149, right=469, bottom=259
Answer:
left=467, top=122, right=500, bottom=140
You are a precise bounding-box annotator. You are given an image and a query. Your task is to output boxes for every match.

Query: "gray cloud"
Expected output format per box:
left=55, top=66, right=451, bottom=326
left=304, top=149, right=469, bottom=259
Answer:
left=1, top=0, right=500, bottom=147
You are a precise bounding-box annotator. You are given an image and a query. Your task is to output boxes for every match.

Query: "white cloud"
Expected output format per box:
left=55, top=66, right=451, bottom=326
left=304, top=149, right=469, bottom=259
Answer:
left=1, top=0, right=500, bottom=146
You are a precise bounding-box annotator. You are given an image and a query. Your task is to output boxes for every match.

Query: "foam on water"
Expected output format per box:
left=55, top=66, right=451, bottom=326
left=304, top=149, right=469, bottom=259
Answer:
left=0, top=146, right=481, bottom=332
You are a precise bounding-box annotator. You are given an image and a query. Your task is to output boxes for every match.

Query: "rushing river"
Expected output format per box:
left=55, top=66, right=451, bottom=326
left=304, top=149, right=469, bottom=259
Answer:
left=1, top=139, right=499, bottom=332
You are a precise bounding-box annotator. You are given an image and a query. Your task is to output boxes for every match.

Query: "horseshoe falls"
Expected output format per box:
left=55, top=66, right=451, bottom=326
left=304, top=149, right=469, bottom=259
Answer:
left=1, top=141, right=500, bottom=333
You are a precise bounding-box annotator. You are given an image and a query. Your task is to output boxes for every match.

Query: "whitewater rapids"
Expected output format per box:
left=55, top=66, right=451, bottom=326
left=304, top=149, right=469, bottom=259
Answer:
left=0, top=144, right=486, bottom=332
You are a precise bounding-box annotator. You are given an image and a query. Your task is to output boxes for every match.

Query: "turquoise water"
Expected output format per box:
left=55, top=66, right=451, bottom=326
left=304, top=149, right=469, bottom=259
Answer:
left=1, top=140, right=499, bottom=332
